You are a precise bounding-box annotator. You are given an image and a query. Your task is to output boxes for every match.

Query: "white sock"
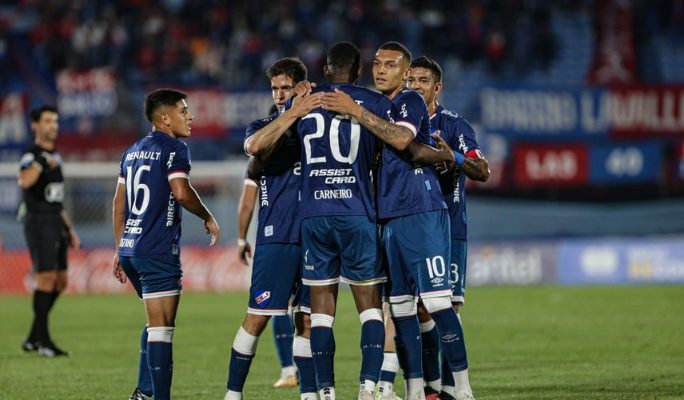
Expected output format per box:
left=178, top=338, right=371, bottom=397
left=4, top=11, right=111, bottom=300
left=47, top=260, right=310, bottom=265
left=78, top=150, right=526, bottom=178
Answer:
left=454, top=369, right=472, bottom=392
left=426, top=378, right=441, bottom=391
left=442, top=385, right=456, bottom=396
left=224, top=390, right=242, bottom=400
left=281, top=365, right=297, bottom=378
left=406, top=378, right=424, bottom=398
left=381, top=352, right=400, bottom=373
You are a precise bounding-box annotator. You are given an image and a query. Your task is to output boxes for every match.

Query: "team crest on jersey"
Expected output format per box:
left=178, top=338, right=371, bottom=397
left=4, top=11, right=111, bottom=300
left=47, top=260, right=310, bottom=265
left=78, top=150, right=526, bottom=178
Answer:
left=400, top=103, right=408, bottom=118
left=253, top=290, right=271, bottom=307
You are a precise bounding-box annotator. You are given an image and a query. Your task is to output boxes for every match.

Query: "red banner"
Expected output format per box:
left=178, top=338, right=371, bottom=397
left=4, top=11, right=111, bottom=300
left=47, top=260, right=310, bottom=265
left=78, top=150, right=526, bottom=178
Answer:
left=587, top=0, right=637, bottom=85
left=0, top=245, right=250, bottom=295
left=608, top=86, right=684, bottom=138
left=514, top=144, right=588, bottom=187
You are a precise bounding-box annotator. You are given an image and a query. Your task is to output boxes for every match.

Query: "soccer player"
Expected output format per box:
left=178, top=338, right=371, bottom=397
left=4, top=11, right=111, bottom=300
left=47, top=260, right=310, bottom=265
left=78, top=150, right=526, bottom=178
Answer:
left=323, top=41, right=470, bottom=400
left=112, top=89, right=220, bottom=400
left=407, top=56, right=490, bottom=400
left=18, top=105, right=80, bottom=357
left=309, top=42, right=455, bottom=400
left=235, top=93, right=297, bottom=391
left=225, top=57, right=323, bottom=400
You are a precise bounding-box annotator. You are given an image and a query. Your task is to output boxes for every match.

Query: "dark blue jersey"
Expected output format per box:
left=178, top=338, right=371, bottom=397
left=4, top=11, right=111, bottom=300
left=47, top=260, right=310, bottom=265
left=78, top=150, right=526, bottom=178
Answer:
left=117, top=131, right=191, bottom=263
left=377, top=89, right=446, bottom=219
left=431, top=105, right=482, bottom=240
left=296, top=82, right=391, bottom=222
left=246, top=113, right=301, bottom=245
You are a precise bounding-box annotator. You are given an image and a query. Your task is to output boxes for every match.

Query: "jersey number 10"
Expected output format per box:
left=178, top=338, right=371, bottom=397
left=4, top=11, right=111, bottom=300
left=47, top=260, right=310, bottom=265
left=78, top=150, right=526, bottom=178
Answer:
left=302, top=113, right=361, bottom=165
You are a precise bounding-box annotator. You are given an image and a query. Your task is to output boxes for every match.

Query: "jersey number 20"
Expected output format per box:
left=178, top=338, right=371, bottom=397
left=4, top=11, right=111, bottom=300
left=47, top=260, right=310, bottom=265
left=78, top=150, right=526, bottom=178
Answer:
left=302, top=113, right=360, bottom=165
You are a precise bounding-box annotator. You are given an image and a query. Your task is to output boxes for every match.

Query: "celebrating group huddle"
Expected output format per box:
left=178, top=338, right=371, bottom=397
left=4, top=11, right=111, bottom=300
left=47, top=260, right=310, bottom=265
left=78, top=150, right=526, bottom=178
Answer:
left=113, top=40, right=489, bottom=400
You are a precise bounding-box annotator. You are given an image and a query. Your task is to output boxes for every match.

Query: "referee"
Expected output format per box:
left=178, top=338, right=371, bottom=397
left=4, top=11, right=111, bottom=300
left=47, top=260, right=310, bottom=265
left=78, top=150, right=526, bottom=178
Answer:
left=18, top=105, right=80, bottom=357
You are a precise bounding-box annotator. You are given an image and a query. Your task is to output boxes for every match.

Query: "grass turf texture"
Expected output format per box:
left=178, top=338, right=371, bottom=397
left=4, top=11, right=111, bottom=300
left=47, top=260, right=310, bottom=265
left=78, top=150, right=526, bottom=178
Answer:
left=0, top=286, right=682, bottom=399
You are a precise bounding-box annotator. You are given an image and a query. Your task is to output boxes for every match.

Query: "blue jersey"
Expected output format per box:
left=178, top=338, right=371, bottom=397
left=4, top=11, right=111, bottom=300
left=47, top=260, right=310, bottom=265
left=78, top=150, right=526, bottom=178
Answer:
left=117, top=131, right=191, bottom=263
left=431, top=105, right=482, bottom=240
left=296, top=82, right=392, bottom=222
left=246, top=113, right=301, bottom=245
left=377, top=89, right=446, bottom=219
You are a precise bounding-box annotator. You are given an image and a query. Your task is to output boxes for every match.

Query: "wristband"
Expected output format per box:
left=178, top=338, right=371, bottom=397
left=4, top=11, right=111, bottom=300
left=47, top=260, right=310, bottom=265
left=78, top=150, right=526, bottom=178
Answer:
left=237, top=238, right=247, bottom=247
left=453, top=151, right=465, bottom=167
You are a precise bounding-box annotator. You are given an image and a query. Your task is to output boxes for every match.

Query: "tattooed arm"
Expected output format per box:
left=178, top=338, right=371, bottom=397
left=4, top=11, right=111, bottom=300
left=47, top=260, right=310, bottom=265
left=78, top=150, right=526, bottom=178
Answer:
left=321, top=89, right=413, bottom=150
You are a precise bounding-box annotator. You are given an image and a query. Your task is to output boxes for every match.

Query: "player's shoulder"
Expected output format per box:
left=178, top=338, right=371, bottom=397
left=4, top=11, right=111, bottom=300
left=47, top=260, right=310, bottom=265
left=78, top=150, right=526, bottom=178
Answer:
left=395, top=88, right=424, bottom=104
left=246, top=114, right=277, bottom=138
left=437, top=105, right=474, bottom=130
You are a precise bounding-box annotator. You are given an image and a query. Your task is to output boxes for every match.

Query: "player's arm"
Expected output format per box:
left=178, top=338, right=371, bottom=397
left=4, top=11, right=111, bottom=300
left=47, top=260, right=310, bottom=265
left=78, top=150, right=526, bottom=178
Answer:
left=60, top=209, right=80, bottom=249
left=460, top=150, right=490, bottom=182
left=236, top=179, right=258, bottom=265
left=169, top=177, right=220, bottom=246
left=17, top=152, right=55, bottom=189
left=111, top=180, right=127, bottom=284
left=321, top=89, right=413, bottom=150
left=244, top=93, right=323, bottom=157
left=401, top=135, right=455, bottom=167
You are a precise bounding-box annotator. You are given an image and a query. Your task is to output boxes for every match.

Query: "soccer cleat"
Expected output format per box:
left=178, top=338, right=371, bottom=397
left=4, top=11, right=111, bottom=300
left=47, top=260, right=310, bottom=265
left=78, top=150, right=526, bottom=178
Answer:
left=454, top=391, right=474, bottom=400
left=129, top=387, right=153, bottom=400
left=272, top=374, right=298, bottom=388
left=21, top=340, right=39, bottom=352
left=425, top=387, right=440, bottom=400
left=358, top=389, right=375, bottom=400
left=437, top=392, right=456, bottom=400
left=375, top=389, right=403, bottom=400
left=37, top=343, right=70, bottom=358
left=320, top=387, right=335, bottom=400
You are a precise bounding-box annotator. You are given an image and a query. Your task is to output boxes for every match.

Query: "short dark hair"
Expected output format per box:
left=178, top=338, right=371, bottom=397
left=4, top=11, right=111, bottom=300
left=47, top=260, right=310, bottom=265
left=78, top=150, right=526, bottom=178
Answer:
left=327, top=41, right=360, bottom=73
left=30, top=105, right=58, bottom=122
left=144, top=89, right=187, bottom=122
left=410, top=56, right=442, bottom=83
left=378, top=41, right=412, bottom=64
left=266, top=57, right=307, bottom=83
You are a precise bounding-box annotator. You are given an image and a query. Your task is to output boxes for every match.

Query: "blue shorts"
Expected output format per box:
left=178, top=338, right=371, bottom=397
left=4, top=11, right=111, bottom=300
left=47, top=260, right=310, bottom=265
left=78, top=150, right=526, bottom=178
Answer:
left=450, top=239, right=467, bottom=304
left=301, top=216, right=385, bottom=286
left=383, top=210, right=452, bottom=303
left=292, top=282, right=311, bottom=314
left=119, top=256, right=182, bottom=299
left=249, top=243, right=301, bottom=316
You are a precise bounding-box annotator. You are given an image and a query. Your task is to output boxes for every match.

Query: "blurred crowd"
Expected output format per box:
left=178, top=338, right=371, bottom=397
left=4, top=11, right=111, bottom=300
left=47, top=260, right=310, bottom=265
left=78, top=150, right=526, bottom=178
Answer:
left=1, top=0, right=682, bottom=89
left=1, top=0, right=573, bottom=87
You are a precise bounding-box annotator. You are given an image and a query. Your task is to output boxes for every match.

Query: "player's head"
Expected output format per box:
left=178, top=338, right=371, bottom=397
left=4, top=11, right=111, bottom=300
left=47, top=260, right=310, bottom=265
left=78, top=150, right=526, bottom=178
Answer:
left=30, top=105, right=59, bottom=142
left=144, top=88, right=192, bottom=138
left=373, top=41, right=412, bottom=96
left=266, top=57, right=308, bottom=110
left=407, top=56, right=443, bottom=108
left=324, top=41, right=361, bottom=84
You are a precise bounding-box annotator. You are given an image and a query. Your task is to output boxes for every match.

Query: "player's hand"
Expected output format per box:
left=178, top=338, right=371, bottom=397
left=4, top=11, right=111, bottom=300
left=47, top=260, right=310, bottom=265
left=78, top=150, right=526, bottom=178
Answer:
left=431, top=133, right=455, bottom=172
left=321, top=88, right=359, bottom=116
left=205, top=217, right=220, bottom=247
left=39, top=152, right=58, bottom=169
left=294, top=80, right=315, bottom=97
left=68, top=228, right=81, bottom=249
left=112, top=254, right=127, bottom=284
left=290, top=91, right=324, bottom=118
left=238, top=241, right=252, bottom=266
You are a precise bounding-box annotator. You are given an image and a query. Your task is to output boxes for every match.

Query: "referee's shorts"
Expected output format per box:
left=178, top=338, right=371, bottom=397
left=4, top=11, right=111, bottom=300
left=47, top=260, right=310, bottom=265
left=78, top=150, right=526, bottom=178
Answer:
left=23, top=213, right=68, bottom=272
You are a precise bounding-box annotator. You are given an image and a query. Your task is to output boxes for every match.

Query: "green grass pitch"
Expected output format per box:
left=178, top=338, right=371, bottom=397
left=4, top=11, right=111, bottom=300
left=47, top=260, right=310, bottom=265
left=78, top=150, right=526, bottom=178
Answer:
left=1, top=286, right=683, bottom=399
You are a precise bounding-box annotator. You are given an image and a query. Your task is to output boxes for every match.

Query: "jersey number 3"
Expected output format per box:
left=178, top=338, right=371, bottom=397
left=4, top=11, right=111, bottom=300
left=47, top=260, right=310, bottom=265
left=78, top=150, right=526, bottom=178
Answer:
left=302, top=113, right=360, bottom=165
